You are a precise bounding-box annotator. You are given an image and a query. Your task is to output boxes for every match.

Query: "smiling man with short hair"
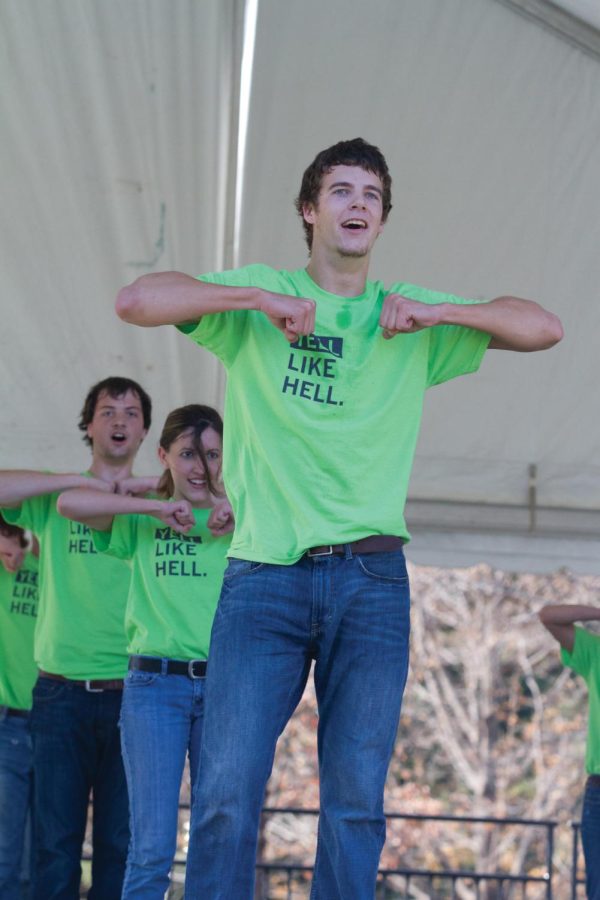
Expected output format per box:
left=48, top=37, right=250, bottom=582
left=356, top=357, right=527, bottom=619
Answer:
left=117, top=138, right=563, bottom=899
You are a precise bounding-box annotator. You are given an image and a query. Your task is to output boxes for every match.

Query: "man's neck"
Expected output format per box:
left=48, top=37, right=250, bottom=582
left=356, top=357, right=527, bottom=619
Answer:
left=88, top=455, right=135, bottom=482
left=306, top=249, right=371, bottom=298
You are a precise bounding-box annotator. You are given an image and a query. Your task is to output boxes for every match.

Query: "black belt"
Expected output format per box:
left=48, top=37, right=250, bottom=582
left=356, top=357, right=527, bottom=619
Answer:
left=587, top=774, right=600, bottom=788
left=3, top=707, right=30, bottom=718
left=39, top=671, right=124, bottom=692
left=129, top=656, right=207, bottom=679
left=306, top=535, right=404, bottom=558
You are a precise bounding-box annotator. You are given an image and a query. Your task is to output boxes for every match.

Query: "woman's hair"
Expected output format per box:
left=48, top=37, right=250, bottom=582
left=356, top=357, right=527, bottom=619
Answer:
left=157, top=404, right=224, bottom=499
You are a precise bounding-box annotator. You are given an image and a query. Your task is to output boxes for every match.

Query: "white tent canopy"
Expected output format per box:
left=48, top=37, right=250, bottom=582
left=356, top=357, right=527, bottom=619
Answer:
left=2, top=0, right=599, bottom=572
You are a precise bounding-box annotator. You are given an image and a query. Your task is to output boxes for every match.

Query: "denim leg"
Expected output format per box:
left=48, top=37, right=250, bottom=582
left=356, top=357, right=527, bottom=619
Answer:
left=30, top=677, right=128, bottom=900
left=184, top=559, right=313, bottom=900
left=581, top=778, right=600, bottom=900
left=310, top=550, right=410, bottom=899
left=0, top=712, right=34, bottom=900
left=120, top=670, right=201, bottom=900
left=88, top=691, right=129, bottom=900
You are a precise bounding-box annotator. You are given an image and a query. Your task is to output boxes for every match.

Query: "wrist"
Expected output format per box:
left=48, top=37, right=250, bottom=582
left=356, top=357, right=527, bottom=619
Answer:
left=251, top=287, right=269, bottom=313
left=437, top=302, right=460, bottom=326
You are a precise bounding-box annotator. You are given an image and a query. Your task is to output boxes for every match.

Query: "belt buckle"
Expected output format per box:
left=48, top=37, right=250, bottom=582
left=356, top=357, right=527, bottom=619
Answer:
left=307, top=545, right=334, bottom=557
left=84, top=680, right=104, bottom=693
left=188, top=660, right=203, bottom=680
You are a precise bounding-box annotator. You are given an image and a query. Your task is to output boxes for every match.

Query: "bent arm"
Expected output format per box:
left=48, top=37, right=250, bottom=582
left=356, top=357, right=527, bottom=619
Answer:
left=115, top=271, right=316, bottom=340
left=538, top=604, right=600, bottom=653
left=441, top=296, right=563, bottom=352
left=115, top=272, right=263, bottom=327
left=0, top=471, right=99, bottom=508
left=57, top=489, right=195, bottom=534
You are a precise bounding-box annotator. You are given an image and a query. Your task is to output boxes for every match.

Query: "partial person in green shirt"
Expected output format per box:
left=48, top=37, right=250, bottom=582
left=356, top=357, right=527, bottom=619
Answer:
left=539, top=605, right=600, bottom=900
left=0, top=376, right=153, bottom=900
left=0, top=516, right=39, bottom=900
left=117, top=137, right=564, bottom=900
left=57, top=404, right=233, bottom=900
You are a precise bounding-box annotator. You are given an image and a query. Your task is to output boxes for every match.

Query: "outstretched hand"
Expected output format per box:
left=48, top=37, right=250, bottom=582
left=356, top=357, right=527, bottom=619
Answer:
left=379, top=294, right=442, bottom=339
left=207, top=498, right=235, bottom=537
left=258, top=292, right=316, bottom=342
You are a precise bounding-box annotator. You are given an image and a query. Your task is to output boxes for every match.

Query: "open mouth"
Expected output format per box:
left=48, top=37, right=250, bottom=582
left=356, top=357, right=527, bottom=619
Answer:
left=188, top=478, right=207, bottom=487
left=111, top=432, right=127, bottom=444
left=342, top=219, right=368, bottom=231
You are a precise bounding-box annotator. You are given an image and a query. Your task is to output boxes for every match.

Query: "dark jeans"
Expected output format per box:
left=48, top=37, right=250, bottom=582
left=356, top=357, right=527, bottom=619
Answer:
left=582, top=776, right=600, bottom=900
left=30, top=677, right=129, bottom=900
left=0, top=710, right=34, bottom=899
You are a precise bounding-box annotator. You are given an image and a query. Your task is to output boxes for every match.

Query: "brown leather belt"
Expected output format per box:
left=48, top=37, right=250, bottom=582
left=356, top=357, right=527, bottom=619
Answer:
left=39, top=670, right=124, bottom=692
left=306, top=535, right=404, bottom=557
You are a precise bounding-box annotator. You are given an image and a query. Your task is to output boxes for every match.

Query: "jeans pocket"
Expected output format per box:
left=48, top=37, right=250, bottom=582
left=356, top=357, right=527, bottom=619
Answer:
left=125, top=670, right=159, bottom=687
left=223, top=557, right=265, bottom=580
left=356, top=551, right=409, bottom=583
left=32, top=677, right=67, bottom=703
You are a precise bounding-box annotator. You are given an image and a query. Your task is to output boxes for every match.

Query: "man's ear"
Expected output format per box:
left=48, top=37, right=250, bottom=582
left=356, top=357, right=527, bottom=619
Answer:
left=302, top=202, right=316, bottom=225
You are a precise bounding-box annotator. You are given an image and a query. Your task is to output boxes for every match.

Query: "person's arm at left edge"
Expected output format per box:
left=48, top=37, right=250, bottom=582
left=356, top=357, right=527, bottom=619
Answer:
left=379, top=294, right=563, bottom=351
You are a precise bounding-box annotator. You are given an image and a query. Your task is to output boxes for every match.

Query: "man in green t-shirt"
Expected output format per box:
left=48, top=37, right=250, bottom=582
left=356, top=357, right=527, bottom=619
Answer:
left=539, top=605, right=600, bottom=900
left=0, top=516, right=39, bottom=900
left=117, top=138, right=563, bottom=899
left=0, top=376, right=152, bottom=900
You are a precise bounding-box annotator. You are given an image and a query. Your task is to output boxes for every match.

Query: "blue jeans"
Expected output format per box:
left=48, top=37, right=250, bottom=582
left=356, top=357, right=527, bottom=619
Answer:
left=582, top=777, right=600, bottom=900
left=30, top=677, right=129, bottom=900
left=0, top=710, right=34, bottom=899
left=184, top=549, right=410, bottom=900
left=120, top=663, right=205, bottom=899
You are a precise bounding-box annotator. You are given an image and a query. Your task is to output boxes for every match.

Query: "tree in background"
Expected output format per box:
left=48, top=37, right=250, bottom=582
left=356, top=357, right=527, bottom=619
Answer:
left=261, top=564, right=599, bottom=898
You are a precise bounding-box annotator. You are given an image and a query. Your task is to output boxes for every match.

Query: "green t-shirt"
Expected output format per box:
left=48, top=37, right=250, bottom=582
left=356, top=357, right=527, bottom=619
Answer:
left=2, top=490, right=130, bottom=679
left=0, top=551, right=39, bottom=709
left=561, top=627, right=600, bottom=775
left=93, top=507, right=231, bottom=660
left=179, top=265, right=490, bottom=564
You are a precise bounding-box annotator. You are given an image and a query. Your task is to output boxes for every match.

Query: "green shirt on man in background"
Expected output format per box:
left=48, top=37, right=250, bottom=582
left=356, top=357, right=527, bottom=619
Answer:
left=0, top=551, right=39, bottom=710
left=3, top=490, right=130, bottom=680
left=562, top=626, right=600, bottom=775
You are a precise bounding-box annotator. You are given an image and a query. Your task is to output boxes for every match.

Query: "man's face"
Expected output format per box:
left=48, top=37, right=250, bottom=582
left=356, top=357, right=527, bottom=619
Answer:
left=0, top=533, right=26, bottom=574
left=303, top=165, right=385, bottom=259
left=86, top=390, right=147, bottom=462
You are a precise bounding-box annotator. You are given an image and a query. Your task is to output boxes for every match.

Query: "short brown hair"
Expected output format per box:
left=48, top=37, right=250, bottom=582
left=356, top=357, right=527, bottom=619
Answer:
left=294, top=137, right=393, bottom=250
left=78, top=377, right=152, bottom=447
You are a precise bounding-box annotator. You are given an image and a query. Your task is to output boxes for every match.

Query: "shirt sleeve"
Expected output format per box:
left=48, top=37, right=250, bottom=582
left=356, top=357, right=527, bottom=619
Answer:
left=176, top=267, right=260, bottom=368
left=91, top=514, right=137, bottom=561
left=388, top=282, right=490, bottom=387
left=1, top=493, right=52, bottom=535
left=561, top=626, right=600, bottom=678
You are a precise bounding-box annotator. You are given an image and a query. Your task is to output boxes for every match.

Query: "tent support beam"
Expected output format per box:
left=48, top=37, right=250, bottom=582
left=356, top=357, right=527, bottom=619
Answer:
left=493, top=0, right=600, bottom=58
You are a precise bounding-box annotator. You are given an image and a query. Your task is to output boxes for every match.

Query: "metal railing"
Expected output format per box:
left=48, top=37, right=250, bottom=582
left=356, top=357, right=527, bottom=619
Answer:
left=254, top=807, right=557, bottom=899
left=84, top=805, right=588, bottom=898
